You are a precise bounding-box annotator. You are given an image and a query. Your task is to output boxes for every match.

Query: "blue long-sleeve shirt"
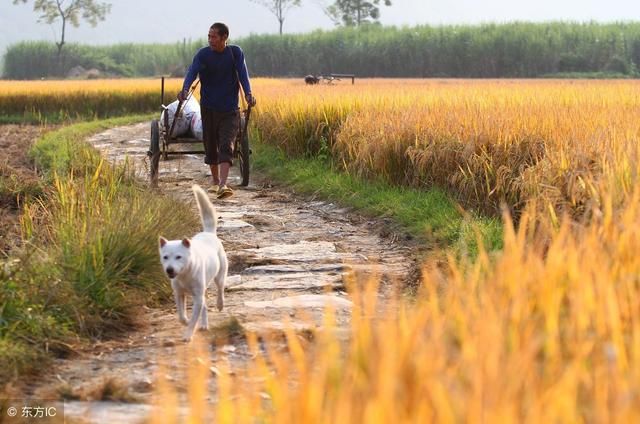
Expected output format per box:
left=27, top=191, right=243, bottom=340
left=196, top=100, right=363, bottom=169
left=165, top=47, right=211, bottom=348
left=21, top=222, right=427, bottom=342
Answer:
left=182, top=44, right=252, bottom=112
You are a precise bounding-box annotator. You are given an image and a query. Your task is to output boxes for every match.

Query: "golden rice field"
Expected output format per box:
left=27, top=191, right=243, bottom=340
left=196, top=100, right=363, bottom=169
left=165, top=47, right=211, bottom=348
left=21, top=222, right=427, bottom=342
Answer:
left=3, top=78, right=640, bottom=421
left=250, top=78, right=640, bottom=221
left=4, top=77, right=638, bottom=222
left=0, top=78, right=178, bottom=95
left=0, top=78, right=183, bottom=120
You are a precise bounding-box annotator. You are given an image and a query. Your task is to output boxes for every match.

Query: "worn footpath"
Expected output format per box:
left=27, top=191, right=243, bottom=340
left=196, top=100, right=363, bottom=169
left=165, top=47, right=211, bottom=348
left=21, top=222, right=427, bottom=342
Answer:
left=26, top=122, right=416, bottom=422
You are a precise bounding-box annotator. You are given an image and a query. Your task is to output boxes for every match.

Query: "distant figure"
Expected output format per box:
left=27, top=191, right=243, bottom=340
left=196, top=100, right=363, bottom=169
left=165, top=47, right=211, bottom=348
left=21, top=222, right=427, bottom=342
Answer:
left=305, top=75, right=320, bottom=85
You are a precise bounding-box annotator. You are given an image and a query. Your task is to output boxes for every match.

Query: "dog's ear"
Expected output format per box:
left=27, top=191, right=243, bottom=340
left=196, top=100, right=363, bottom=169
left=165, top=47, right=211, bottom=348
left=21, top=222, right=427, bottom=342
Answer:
left=159, top=236, right=167, bottom=247
left=181, top=238, right=191, bottom=248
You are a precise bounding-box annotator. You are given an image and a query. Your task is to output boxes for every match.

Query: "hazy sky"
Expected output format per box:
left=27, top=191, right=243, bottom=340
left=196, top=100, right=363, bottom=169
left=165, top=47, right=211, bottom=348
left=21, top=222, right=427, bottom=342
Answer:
left=1, top=0, right=639, bottom=56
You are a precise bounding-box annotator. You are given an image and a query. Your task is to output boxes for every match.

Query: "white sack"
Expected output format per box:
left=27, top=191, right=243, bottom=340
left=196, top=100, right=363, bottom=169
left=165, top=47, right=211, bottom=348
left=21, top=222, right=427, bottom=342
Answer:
left=190, top=111, right=203, bottom=141
left=160, top=96, right=200, bottom=137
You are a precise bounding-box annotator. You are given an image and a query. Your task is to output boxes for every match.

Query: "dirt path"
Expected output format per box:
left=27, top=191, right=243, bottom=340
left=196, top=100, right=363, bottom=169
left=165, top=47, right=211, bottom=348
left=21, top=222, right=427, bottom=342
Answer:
left=23, top=123, right=417, bottom=422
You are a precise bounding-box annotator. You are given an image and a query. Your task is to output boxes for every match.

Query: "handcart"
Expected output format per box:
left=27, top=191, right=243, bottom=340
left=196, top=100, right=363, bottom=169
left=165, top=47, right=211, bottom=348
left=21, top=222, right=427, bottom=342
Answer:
left=148, top=77, right=252, bottom=187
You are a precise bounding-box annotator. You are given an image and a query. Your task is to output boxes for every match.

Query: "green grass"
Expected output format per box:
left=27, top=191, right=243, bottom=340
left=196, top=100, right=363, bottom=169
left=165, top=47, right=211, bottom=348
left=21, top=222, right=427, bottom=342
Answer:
left=252, top=139, right=503, bottom=257
left=0, top=114, right=43, bottom=125
left=0, top=115, right=198, bottom=383
left=0, top=112, right=87, bottom=125
left=30, top=114, right=154, bottom=179
left=0, top=108, right=157, bottom=125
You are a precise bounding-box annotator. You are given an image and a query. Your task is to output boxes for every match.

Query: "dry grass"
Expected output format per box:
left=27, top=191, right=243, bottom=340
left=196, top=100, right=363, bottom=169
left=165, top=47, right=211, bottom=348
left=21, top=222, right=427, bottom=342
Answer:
left=56, top=377, right=141, bottom=402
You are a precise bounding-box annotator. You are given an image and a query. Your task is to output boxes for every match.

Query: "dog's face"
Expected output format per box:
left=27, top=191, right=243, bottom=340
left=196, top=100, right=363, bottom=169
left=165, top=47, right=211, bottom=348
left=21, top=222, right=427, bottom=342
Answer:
left=159, top=237, right=192, bottom=279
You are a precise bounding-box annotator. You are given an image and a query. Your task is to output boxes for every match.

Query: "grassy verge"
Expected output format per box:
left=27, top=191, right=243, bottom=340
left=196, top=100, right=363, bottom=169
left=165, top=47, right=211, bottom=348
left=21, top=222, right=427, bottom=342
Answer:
left=29, top=114, right=151, bottom=177
left=251, top=139, right=503, bottom=257
left=0, top=116, right=198, bottom=382
left=0, top=112, right=98, bottom=125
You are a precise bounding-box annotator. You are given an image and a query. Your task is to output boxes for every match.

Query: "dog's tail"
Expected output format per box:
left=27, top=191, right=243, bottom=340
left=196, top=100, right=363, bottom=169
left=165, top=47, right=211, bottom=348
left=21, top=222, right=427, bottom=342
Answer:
left=192, top=184, right=218, bottom=233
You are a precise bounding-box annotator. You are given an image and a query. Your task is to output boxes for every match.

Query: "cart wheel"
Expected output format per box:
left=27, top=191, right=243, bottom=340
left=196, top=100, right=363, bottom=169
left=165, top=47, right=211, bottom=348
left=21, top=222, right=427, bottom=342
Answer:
left=238, top=128, right=250, bottom=186
left=149, top=119, right=160, bottom=187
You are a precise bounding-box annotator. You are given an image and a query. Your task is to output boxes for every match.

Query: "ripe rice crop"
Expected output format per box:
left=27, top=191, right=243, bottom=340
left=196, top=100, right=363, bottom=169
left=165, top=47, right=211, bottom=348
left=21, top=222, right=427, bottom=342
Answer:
left=253, top=79, right=640, bottom=221
left=0, top=78, right=186, bottom=121
left=3, top=77, right=637, bottom=222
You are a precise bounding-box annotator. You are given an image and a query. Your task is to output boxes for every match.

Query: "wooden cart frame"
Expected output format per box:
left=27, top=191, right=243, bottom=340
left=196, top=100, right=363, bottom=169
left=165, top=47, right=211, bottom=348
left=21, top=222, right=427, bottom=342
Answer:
left=147, top=77, right=252, bottom=188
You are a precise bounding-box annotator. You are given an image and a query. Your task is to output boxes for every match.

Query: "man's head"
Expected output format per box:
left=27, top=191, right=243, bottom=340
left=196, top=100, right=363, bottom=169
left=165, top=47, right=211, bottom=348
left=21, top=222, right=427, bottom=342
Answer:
left=208, top=23, right=229, bottom=53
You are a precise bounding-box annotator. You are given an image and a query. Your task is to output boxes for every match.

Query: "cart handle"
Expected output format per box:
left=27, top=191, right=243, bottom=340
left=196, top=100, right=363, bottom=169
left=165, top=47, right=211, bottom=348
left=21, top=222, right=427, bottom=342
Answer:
left=241, top=104, right=253, bottom=140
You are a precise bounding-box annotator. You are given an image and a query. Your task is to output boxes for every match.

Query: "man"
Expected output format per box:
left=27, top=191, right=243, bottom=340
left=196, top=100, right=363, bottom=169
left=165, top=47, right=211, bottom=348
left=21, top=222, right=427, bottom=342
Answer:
left=179, top=22, right=256, bottom=199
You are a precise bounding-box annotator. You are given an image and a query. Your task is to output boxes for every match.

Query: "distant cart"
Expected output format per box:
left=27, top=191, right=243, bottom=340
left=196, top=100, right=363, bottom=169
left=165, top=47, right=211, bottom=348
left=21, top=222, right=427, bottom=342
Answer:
left=147, top=77, right=252, bottom=187
left=304, top=73, right=356, bottom=85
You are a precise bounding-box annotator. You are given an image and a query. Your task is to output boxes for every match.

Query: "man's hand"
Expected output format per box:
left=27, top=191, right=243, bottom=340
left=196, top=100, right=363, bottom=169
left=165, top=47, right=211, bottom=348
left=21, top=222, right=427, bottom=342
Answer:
left=177, top=90, right=187, bottom=102
left=245, top=93, right=256, bottom=107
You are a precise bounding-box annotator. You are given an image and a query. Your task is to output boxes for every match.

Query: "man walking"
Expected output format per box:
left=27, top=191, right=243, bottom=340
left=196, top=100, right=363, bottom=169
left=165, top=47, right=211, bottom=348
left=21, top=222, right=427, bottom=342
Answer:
left=179, top=22, right=256, bottom=199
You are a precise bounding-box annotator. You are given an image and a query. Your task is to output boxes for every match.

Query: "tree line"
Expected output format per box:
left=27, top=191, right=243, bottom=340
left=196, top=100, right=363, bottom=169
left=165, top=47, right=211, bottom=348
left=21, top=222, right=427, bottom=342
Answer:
left=241, top=22, right=640, bottom=78
left=4, top=22, right=640, bottom=79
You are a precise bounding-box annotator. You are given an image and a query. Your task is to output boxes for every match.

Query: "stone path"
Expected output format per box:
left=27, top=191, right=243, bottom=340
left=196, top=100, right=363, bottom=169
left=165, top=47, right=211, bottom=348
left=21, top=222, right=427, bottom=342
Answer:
left=28, top=122, right=416, bottom=423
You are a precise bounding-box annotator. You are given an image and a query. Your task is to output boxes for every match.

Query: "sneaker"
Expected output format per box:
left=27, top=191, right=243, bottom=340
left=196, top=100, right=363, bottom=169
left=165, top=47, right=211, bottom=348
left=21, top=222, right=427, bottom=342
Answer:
left=217, top=185, right=234, bottom=199
left=208, top=184, right=220, bottom=193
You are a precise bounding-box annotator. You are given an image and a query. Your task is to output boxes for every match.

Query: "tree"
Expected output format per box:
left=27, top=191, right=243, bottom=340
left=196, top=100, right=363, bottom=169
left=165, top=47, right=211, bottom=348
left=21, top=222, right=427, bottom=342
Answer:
left=251, top=0, right=302, bottom=35
left=13, top=0, right=111, bottom=57
left=324, top=0, right=391, bottom=26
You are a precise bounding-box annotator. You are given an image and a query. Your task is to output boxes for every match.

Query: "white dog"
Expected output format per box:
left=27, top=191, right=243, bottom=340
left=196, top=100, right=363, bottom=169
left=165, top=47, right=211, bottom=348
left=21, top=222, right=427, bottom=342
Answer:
left=159, top=184, right=227, bottom=342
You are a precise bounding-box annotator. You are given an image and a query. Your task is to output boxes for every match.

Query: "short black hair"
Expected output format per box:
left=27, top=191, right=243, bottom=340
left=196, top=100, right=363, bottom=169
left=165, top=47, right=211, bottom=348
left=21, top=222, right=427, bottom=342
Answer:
left=210, top=22, right=229, bottom=38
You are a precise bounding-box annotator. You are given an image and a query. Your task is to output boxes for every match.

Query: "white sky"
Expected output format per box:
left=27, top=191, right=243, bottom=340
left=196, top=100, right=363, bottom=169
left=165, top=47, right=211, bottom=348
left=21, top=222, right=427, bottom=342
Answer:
left=1, top=0, right=639, bottom=56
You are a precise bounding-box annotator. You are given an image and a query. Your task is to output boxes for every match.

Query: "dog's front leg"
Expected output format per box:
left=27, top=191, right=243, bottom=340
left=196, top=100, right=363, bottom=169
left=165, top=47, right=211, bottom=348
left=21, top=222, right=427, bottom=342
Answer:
left=172, top=281, right=188, bottom=325
left=184, top=292, right=204, bottom=342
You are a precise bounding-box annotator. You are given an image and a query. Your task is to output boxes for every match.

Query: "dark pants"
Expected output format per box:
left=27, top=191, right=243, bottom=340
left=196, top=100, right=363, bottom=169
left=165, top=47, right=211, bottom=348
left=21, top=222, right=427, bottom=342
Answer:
left=201, top=106, right=240, bottom=166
